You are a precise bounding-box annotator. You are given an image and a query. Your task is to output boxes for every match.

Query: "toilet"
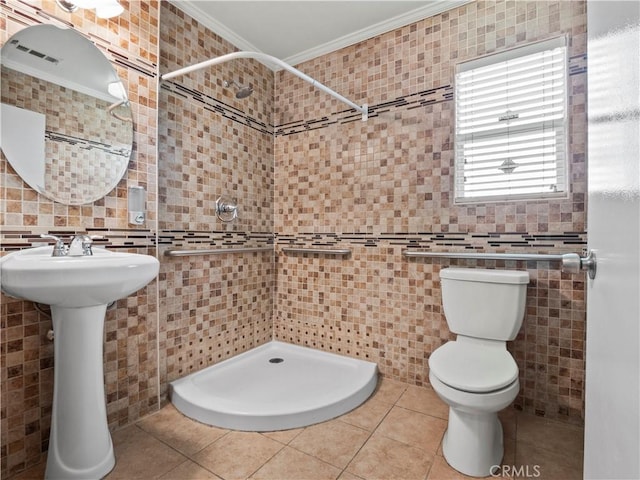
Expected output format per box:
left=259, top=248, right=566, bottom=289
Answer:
left=429, top=267, right=529, bottom=477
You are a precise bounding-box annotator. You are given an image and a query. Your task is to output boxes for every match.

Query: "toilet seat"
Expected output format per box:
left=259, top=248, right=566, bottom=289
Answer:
left=429, top=340, right=518, bottom=393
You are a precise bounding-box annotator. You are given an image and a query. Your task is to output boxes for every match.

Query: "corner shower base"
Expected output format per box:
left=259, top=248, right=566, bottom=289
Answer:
left=170, top=341, right=378, bottom=431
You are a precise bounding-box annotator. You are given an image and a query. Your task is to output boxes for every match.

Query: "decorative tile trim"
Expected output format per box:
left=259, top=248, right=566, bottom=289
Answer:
left=3, top=229, right=583, bottom=253
left=276, top=85, right=452, bottom=133
left=276, top=231, right=587, bottom=252
left=274, top=55, right=587, bottom=137
left=160, top=55, right=586, bottom=139
left=161, top=81, right=273, bottom=135
left=569, top=53, right=587, bottom=75
left=159, top=230, right=274, bottom=248
left=275, top=85, right=453, bottom=136
left=1, top=228, right=156, bottom=252
left=1, top=0, right=74, bottom=29
left=160, top=51, right=586, bottom=139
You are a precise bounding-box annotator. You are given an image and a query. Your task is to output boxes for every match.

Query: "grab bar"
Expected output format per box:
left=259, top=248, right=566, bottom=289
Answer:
left=281, top=247, right=351, bottom=256
left=165, top=247, right=273, bottom=257
left=402, top=250, right=597, bottom=279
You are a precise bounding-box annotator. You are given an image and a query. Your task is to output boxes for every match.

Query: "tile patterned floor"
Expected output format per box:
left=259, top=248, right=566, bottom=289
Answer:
left=13, top=379, right=584, bottom=480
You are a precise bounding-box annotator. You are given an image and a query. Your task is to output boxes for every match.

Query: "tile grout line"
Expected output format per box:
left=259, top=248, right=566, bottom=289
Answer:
left=130, top=423, right=223, bottom=478
left=340, top=386, right=408, bottom=479
left=365, top=384, right=449, bottom=480
left=243, top=441, right=288, bottom=480
left=135, top=385, right=573, bottom=480
left=277, top=418, right=372, bottom=478
left=146, top=385, right=449, bottom=479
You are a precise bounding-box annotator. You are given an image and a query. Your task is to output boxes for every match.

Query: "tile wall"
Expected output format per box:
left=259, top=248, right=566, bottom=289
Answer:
left=0, top=0, right=160, bottom=476
left=157, top=2, right=275, bottom=395
left=273, top=0, right=587, bottom=424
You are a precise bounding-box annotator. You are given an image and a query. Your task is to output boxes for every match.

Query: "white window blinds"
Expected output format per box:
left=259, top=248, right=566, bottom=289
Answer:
left=454, top=37, right=568, bottom=203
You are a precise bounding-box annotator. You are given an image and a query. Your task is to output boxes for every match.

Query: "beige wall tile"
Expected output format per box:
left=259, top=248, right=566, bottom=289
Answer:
left=1, top=2, right=588, bottom=477
left=157, top=1, right=275, bottom=400
left=273, top=0, right=587, bottom=426
left=0, top=0, right=160, bottom=475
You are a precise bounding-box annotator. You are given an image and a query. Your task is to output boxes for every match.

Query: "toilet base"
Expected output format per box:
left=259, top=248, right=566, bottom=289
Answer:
left=442, top=407, right=504, bottom=477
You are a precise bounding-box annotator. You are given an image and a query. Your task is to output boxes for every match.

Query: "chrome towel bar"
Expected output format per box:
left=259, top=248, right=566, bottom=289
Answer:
left=281, top=247, right=351, bottom=256
left=165, top=247, right=273, bottom=257
left=402, top=250, right=597, bottom=279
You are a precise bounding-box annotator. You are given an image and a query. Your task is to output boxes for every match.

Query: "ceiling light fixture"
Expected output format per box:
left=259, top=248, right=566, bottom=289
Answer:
left=55, top=0, right=124, bottom=19
left=107, top=80, right=127, bottom=101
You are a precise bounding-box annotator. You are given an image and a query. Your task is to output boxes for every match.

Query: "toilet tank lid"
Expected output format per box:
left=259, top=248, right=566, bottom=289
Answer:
left=440, top=268, right=530, bottom=284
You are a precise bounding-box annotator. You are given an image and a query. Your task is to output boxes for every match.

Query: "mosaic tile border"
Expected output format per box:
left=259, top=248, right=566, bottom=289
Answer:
left=273, top=54, right=588, bottom=137
left=159, top=230, right=274, bottom=249
left=2, top=229, right=586, bottom=253
left=276, top=231, right=587, bottom=253
left=0, top=228, right=156, bottom=252
left=161, top=81, right=273, bottom=135
left=275, top=85, right=453, bottom=136
left=160, top=55, right=586, bottom=139
left=569, top=53, right=587, bottom=75
left=1, top=0, right=157, bottom=79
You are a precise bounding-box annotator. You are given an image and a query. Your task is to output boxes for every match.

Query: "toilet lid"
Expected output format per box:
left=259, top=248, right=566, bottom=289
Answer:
left=428, top=341, right=519, bottom=393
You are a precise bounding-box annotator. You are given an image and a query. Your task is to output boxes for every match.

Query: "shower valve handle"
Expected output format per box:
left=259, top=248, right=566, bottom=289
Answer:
left=215, top=196, right=239, bottom=222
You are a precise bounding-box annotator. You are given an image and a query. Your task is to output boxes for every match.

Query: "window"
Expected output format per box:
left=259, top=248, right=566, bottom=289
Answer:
left=454, top=37, right=568, bottom=203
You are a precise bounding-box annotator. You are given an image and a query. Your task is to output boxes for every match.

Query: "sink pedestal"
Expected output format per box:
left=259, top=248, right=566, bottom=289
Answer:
left=0, top=245, right=160, bottom=479
left=45, top=305, right=115, bottom=479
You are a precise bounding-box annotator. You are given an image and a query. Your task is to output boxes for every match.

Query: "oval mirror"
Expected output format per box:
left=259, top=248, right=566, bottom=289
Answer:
left=0, top=24, right=133, bottom=205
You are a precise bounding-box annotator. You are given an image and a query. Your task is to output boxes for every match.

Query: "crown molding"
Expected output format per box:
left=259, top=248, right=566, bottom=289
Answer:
left=283, top=0, right=473, bottom=67
left=168, top=0, right=473, bottom=71
left=167, top=0, right=263, bottom=54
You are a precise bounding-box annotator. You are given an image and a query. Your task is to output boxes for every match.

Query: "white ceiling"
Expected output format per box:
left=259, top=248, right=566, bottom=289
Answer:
left=169, top=1, right=471, bottom=67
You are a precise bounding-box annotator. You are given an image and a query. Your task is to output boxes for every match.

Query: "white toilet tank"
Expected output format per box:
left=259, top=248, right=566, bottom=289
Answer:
left=440, top=268, right=530, bottom=341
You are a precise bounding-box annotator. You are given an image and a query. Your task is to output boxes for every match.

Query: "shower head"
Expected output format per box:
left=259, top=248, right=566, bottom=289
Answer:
left=223, top=79, right=253, bottom=99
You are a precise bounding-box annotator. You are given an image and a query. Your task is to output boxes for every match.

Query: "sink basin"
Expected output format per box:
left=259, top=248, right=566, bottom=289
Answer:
left=0, top=245, right=159, bottom=307
left=0, top=245, right=159, bottom=479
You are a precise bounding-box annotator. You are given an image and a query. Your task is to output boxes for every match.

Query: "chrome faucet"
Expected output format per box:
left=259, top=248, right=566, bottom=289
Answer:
left=40, top=234, right=68, bottom=257
left=68, top=234, right=94, bottom=256
left=40, top=234, right=99, bottom=257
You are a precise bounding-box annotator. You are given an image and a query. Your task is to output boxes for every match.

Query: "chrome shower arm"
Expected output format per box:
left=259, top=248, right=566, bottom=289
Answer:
left=161, top=51, right=368, bottom=121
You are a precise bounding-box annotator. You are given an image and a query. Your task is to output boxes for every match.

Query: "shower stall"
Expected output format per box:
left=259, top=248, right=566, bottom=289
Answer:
left=158, top=2, right=377, bottom=430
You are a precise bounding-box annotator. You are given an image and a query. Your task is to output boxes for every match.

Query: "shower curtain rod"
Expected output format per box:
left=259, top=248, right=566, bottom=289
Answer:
left=161, top=51, right=368, bottom=121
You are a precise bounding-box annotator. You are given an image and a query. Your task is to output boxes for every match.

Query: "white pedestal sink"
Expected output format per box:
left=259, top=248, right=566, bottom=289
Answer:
left=0, top=246, right=159, bottom=479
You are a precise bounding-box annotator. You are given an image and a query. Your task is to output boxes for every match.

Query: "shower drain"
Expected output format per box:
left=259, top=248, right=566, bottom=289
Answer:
left=269, top=357, right=284, bottom=364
